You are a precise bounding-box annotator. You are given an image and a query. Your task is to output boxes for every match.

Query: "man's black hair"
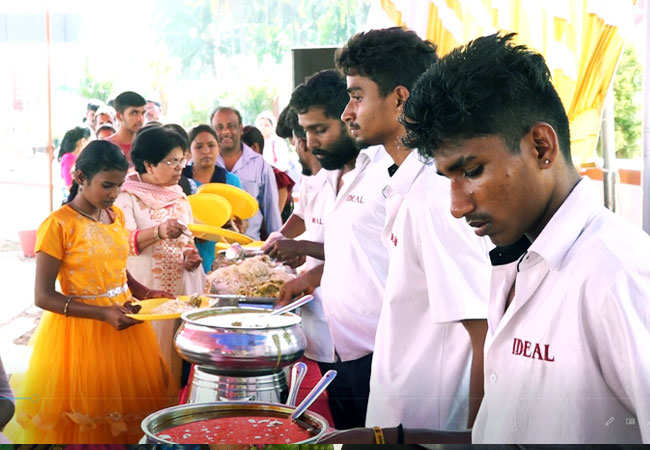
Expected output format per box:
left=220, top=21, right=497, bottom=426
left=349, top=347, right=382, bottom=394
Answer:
left=402, top=32, right=572, bottom=163
left=210, top=106, right=242, bottom=125
left=335, top=27, right=438, bottom=96
left=86, top=99, right=102, bottom=112
left=242, top=125, right=265, bottom=152
left=289, top=70, right=349, bottom=120
left=276, top=105, right=294, bottom=139
left=114, top=91, right=146, bottom=114
left=277, top=105, right=305, bottom=140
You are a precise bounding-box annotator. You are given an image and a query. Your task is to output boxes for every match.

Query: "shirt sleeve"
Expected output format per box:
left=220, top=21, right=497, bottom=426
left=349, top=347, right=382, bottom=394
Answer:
left=114, top=192, right=137, bottom=231
left=411, top=179, right=490, bottom=323
left=60, top=153, right=75, bottom=188
left=293, top=177, right=308, bottom=220
left=226, top=172, right=242, bottom=188
left=275, top=169, right=295, bottom=191
left=35, top=213, right=65, bottom=260
left=586, top=268, right=650, bottom=443
left=260, top=161, right=283, bottom=235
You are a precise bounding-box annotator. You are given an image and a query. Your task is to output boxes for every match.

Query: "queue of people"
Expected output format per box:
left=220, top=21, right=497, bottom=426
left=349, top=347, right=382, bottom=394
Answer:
left=5, top=25, right=650, bottom=446
left=8, top=91, right=291, bottom=443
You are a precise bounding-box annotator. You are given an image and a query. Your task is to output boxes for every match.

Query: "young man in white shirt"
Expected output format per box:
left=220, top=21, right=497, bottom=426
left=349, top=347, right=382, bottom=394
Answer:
left=263, top=105, right=337, bottom=405
left=278, top=69, right=393, bottom=429
left=334, top=26, right=492, bottom=432
left=325, top=31, right=650, bottom=445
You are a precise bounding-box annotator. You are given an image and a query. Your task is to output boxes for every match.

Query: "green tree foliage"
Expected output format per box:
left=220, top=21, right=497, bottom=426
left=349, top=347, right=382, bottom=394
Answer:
left=77, top=59, right=114, bottom=102
left=613, top=44, right=642, bottom=159
left=154, top=0, right=369, bottom=123
left=237, top=84, right=277, bottom=124
left=156, top=0, right=369, bottom=71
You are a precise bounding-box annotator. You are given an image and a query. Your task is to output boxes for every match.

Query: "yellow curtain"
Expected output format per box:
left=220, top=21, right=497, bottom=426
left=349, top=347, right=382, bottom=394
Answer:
left=379, top=0, right=633, bottom=166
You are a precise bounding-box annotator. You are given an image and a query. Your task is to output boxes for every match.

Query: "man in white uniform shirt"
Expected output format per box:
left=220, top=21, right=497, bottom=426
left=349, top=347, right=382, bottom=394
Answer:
left=334, top=27, right=492, bottom=433
left=331, top=32, right=650, bottom=446
left=278, top=70, right=393, bottom=429
left=324, top=32, right=650, bottom=446
left=263, top=105, right=337, bottom=367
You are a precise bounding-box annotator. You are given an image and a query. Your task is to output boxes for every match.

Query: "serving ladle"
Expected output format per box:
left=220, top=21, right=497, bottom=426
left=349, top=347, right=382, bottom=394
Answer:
left=224, top=242, right=264, bottom=261
left=286, top=361, right=308, bottom=407
left=269, top=294, right=314, bottom=316
left=290, top=369, right=337, bottom=423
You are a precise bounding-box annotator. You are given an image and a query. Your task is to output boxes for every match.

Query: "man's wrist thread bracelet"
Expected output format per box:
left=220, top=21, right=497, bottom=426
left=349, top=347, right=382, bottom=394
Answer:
left=372, top=426, right=386, bottom=444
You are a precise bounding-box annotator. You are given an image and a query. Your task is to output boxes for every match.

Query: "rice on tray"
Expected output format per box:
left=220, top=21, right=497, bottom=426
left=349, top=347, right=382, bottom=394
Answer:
left=206, top=255, right=294, bottom=297
left=148, top=295, right=203, bottom=315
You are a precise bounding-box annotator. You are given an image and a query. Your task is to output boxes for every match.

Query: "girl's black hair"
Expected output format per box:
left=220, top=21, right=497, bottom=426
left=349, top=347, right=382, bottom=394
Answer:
left=57, top=126, right=92, bottom=161
left=66, top=140, right=128, bottom=203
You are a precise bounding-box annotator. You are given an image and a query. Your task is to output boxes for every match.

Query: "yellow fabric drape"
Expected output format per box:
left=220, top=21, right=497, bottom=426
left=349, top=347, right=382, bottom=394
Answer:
left=380, top=0, right=633, bottom=165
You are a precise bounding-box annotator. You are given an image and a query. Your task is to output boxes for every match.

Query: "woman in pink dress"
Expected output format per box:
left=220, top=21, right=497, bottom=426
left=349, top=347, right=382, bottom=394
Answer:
left=58, top=126, right=92, bottom=201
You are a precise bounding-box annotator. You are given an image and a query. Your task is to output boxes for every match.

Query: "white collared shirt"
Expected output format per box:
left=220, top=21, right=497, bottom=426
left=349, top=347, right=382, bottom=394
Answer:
left=293, top=169, right=336, bottom=362
left=320, top=145, right=393, bottom=362
left=473, top=178, right=650, bottom=444
left=366, top=151, right=491, bottom=430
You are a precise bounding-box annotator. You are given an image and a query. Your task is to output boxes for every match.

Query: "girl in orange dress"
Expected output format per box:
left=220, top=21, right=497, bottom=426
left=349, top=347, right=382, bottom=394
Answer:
left=5, top=141, right=178, bottom=444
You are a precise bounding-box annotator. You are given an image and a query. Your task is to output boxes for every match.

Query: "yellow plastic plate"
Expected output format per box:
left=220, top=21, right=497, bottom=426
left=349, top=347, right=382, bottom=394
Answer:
left=188, top=223, right=254, bottom=245
left=188, top=193, right=232, bottom=228
left=215, top=242, right=231, bottom=251
left=215, top=241, right=265, bottom=251
left=125, top=295, right=210, bottom=321
left=197, top=183, right=258, bottom=220
left=246, top=240, right=265, bottom=248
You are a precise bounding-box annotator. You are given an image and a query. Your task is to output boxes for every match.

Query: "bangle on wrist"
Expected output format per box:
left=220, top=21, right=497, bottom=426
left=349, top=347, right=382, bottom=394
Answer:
left=154, top=225, right=161, bottom=241
left=63, top=297, right=73, bottom=316
left=397, top=423, right=404, bottom=444
left=132, top=230, right=141, bottom=255
left=372, top=426, right=385, bottom=444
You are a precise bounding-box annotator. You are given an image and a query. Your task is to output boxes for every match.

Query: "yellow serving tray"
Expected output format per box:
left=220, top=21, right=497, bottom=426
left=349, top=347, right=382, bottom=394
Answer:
left=188, top=193, right=232, bottom=228
left=188, top=223, right=254, bottom=245
left=125, top=295, right=210, bottom=321
left=197, top=183, right=258, bottom=220
left=215, top=240, right=264, bottom=251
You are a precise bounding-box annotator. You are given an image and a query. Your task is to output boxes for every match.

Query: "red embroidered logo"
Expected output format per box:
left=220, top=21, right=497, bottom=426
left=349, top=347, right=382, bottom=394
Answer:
left=311, top=217, right=323, bottom=225
left=512, top=338, right=555, bottom=362
left=345, top=194, right=364, bottom=204
left=390, top=233, right=398, bottom=247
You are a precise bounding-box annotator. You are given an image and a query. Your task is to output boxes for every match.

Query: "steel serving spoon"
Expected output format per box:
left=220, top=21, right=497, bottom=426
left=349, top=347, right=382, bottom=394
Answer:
left=286, top=361, right=308, bottom=407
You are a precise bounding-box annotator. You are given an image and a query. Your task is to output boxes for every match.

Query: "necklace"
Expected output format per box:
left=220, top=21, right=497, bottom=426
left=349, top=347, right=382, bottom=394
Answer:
left=71, top=204, right=103, bottom=222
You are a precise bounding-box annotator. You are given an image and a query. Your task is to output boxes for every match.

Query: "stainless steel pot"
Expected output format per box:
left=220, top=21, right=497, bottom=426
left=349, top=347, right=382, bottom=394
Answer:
left=187, top=367, right=287, bottom=404
left=141, top=401, right=330, bottom=444
left=175, top=307, right=307, bottom=376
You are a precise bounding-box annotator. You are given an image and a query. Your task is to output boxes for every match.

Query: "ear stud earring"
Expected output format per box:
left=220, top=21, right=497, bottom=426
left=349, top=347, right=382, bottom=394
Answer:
left=544, top=159, right=550, bottom=164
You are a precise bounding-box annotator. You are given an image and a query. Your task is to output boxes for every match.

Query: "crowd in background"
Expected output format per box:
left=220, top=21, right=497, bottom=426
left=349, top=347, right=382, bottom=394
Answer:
left=2, top=25, right=650, bottom=446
